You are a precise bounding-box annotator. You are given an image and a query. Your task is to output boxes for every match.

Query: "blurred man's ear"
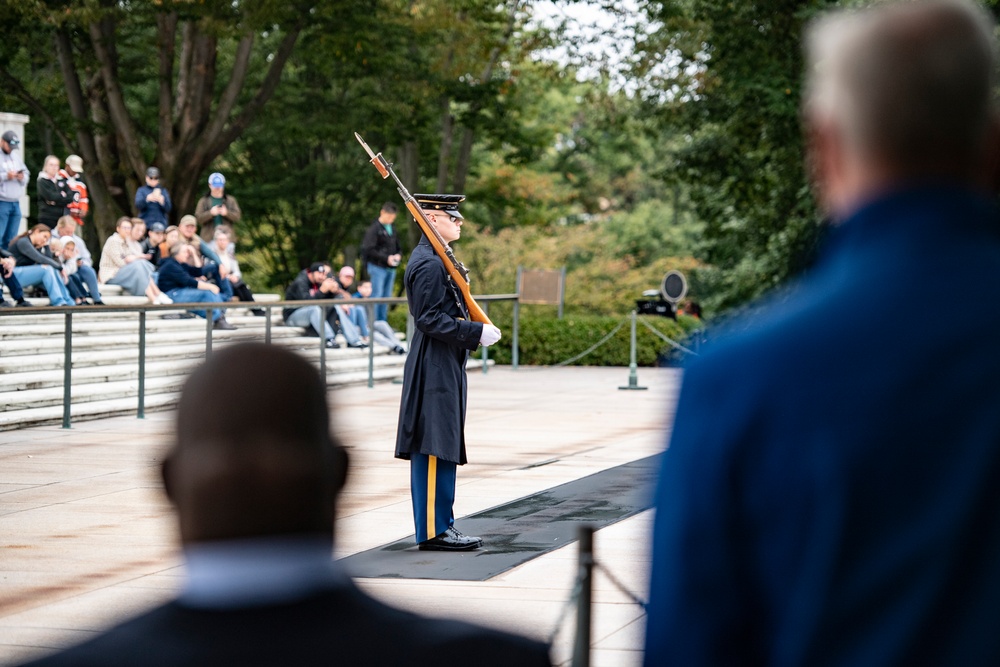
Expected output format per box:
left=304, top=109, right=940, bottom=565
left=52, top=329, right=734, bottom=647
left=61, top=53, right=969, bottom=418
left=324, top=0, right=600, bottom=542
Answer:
left=805, top=118, right=838, bottom=215
left=331, top=445, right=349, bottom=497
left=161, top=453, right=176, bottom=505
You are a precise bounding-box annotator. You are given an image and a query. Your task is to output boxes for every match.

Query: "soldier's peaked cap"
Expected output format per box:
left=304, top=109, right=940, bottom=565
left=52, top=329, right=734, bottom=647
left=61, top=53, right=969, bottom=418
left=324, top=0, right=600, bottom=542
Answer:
left=414, top=193, right=464, bottom=219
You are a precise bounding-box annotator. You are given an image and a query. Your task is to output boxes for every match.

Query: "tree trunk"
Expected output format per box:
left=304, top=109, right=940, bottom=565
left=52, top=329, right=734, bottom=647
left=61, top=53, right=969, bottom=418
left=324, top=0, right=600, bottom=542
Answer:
left=399, top=140, right=422, bottom=252
left=436, top=96, right=454, bottom=194
left=17, top=7, right=302, bottom=237
left=452, top=0, right=521, bottom=194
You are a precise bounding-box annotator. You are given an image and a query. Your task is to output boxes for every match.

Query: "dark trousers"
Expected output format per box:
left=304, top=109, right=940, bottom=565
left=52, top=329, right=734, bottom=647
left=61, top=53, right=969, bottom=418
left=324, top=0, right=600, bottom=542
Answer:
left=0, top=270, right=23, bottom=302
left=67, top=273, right=88, bottom=301
left=409, top=453, right=457, bottom=543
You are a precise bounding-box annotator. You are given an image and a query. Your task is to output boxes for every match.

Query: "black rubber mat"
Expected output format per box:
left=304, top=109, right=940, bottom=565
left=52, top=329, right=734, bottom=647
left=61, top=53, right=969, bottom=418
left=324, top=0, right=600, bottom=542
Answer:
left=339, top=454, right=662, bottom=581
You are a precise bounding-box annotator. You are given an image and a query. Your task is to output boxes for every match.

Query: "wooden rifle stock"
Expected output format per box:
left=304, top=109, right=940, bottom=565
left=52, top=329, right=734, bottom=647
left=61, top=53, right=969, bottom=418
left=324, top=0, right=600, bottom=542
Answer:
left=355, top=133, right=492, bottom=325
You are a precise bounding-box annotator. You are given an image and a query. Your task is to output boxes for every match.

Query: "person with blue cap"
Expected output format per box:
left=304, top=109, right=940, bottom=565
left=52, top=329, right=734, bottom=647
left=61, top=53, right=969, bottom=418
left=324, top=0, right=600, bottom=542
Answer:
left=195, top=172, right=242, bottom=242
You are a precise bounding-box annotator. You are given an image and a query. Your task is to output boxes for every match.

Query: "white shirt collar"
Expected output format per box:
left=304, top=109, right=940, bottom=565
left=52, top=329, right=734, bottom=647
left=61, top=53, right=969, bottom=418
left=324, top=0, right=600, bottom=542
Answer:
left=179, top=535, right=347, bottom=609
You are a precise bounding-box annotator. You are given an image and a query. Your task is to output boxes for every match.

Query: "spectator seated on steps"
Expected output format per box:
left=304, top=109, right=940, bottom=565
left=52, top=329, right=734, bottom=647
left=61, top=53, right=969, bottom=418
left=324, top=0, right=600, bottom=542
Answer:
left=282, top=262, right=343, bottom=349
left=208, top=225, right=263, bottom=316
left=156, top=242, right=235, bottom=330
left=54, top=216, right=103, bottom=304
left=99, top=216, right=171, bottom=304
left=352, top=279, right=406, bottom=354
left=178, top=215, right=232, bottom=301
left=7, top=224, right=74, bottom=306
left=156, top=226, right=179, bottom=267
left=52, top=236, right=89, bottom=305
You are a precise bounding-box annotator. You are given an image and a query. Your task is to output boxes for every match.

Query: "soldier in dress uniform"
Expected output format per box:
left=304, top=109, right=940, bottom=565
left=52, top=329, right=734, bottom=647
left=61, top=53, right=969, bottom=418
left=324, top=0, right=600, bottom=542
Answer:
left=395, top=194, right=503, bottom=551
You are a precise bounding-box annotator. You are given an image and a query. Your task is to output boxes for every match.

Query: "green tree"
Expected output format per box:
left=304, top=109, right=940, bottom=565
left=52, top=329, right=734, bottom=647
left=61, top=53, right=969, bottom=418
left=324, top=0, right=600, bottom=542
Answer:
left=633, top=0, right=836, bottom=311
left=229, top=0, right=556, bottom=286
left=1, top=0, right=307, bottom=242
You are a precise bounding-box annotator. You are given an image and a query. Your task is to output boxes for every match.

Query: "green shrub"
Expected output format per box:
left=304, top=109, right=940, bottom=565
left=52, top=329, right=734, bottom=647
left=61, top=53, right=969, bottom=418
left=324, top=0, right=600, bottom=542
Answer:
left=477, top=313, right=698, bottom=367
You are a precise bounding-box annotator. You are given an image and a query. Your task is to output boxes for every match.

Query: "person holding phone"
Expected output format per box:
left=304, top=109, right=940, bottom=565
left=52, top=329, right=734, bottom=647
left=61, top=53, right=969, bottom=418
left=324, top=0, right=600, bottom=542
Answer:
left=135, top=166, right=172, bottom=228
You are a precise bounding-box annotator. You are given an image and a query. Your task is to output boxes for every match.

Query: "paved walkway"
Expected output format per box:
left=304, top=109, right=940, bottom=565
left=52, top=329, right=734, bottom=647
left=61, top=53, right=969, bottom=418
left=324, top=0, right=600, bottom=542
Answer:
left=0, top=365, right=681, bottom=666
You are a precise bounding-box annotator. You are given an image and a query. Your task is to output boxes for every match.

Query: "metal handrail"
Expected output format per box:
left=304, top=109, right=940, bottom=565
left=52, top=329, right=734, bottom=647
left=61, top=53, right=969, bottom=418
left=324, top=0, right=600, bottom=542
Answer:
left=0, top=294, right=520, bottom=428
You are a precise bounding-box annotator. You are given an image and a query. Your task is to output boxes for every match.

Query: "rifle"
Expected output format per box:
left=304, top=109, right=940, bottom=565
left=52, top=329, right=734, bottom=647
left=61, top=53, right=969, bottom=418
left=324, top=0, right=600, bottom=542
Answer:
left=355, top=132, right=492, bottom=325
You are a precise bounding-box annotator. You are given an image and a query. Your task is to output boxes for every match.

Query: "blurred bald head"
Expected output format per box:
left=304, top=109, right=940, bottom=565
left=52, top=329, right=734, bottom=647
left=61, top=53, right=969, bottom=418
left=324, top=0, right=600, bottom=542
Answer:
left=804, top=0, right=999, bottom=215
left=163, top=343, right=347, bottom=545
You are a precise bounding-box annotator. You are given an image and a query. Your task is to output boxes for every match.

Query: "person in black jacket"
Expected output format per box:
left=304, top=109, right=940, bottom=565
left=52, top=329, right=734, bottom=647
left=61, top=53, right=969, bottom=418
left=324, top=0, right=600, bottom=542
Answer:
left=157, top=243, right=235, bottom=330
left=283, top=262, right=342, bottom=348
left=17, top=343, right=551, bottom=667
left=360, top=202, right=402, bottom=323
left=395, top=194, right=502, bottom=551
left=36, top=156, right=76, bottom=229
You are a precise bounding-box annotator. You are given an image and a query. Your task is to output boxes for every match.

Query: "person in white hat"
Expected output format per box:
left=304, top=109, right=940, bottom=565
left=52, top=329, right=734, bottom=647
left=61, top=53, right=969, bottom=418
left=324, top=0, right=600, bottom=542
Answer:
left=60, top=154, right=89, bottom=227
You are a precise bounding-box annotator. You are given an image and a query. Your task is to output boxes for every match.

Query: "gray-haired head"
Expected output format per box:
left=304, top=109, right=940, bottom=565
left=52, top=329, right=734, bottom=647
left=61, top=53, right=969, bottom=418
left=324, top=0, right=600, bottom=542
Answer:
left=804, top=0, right=997, bottom=183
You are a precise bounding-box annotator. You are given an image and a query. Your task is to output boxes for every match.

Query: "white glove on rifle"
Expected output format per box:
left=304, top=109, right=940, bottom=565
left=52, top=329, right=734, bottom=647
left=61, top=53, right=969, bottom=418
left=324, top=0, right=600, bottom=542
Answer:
left=479, top=324, right=502, bottom=347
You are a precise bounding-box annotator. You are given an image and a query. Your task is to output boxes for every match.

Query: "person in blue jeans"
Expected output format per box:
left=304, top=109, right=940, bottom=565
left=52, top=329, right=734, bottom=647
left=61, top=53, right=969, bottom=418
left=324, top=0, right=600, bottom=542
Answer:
left=361, top=202, right=402, bottom=323
left=156, top=243, right=235, bottom=330
left=0, top=131, right=30, bottom=252
left=8, top=224, right=74, bottom=306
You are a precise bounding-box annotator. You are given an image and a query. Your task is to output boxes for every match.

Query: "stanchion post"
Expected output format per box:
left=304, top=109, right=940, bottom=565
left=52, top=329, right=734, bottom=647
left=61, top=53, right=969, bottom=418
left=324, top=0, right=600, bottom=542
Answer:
left=138, top=310, right=146, bottom=418
left=62, top=312, right=72, bottom=429
left=572, top=525, right=594, bottom=667
left=619, top=310, right=647, bottom=391
left=481, top=301, right=489, bottom=375
left=265, top=304, right=272, bottom=344
left=366, top=302, right=375, bottom=389
left=512, top=299, right=520, bottom=371
left=320, top=305, right=328, bottom=388
left=205, top=307, right=213, bottom=357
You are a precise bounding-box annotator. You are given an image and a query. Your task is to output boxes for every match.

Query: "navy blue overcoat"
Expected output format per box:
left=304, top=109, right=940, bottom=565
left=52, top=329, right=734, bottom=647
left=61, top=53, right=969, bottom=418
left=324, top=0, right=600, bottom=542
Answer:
left=395, top=238, right=483, bottom=465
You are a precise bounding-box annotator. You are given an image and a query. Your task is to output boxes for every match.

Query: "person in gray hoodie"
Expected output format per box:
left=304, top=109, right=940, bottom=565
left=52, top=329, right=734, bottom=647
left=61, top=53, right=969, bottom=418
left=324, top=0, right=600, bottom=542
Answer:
left=0, top=130, right=29, bottom=252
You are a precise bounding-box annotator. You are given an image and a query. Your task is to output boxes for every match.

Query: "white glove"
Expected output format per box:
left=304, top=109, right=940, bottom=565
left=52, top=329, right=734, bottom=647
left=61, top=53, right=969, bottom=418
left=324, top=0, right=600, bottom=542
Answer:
left=479, top=324, right=502, bottom=347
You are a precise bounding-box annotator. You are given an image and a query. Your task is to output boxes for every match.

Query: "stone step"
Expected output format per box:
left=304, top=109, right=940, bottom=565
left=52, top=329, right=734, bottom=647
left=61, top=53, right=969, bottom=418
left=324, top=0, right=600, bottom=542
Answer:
left=0, top=391, right=181, bottom=432
left=0, top=374, right=188, bottom=411
left=0, top=294, right=412, bottom=431
left=0, top=358, right=488, bottom=432
left=0, top=331, right=401, bottom=373
left=0, top=309, right=225, bottom=330
left=0, top=353, right=409, bottom=410
left=0, top=358, right=195, bottom=392
left=0, top=319, right=303, bottom=353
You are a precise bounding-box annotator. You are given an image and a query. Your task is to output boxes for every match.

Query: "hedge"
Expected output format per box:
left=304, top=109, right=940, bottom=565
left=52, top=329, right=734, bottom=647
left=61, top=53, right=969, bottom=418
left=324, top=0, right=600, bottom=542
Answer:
left=388, top=305, right=703, bottom=367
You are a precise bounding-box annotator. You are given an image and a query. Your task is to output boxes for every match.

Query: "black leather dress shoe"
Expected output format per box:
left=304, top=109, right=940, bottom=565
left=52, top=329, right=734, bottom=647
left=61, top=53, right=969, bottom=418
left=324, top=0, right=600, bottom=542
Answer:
left=418, top=526, right=483, bottom=551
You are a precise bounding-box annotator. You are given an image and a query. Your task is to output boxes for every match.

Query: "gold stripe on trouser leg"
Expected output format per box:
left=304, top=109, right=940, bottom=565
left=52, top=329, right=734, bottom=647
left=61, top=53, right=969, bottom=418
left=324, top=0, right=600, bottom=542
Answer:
left=427, top=455, right=437, bottom=539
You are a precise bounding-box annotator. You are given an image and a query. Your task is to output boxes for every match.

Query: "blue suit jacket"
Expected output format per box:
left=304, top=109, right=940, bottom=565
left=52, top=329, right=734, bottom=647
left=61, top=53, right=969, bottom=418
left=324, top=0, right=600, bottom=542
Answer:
left=645, top=187, right=1000, bottom=666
